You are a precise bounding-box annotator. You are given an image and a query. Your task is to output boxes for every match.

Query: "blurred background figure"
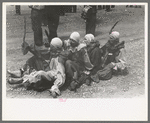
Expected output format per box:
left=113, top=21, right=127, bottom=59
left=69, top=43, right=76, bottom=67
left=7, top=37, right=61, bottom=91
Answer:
left=105, top=5, right=112, bottom=12
left=15, top=5, right=21, bottom=15
left=126, top=5, right=141, bottom=8
left=97, top=5, right=115, bottom=11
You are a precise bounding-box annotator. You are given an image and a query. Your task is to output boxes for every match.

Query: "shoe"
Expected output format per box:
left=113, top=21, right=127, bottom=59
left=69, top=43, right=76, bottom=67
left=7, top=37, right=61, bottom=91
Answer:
left=85, top=78, right=91, bottom=86
left=49, top=86, right=60, bottom=98
left=90, top=74, right=99, bottom=83
left=120, top=67, right=129, bottom=76
left=23, top=80, right=31, bottom=89
left=7, top=78, right=23, bottom=84
left=7, top=70, right=22, bottom=78
left=68, top=80, right=78, bottom=91
left=50, top=91, right=57, bottom=98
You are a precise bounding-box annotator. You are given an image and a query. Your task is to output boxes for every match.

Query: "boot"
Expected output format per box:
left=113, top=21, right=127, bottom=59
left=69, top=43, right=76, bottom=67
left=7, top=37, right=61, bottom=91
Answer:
left=90, top=74, right=100, bottom=83
left=84, top=78, right=91, bottom=86
left=50, top=90, right=57, bottom=98
left=68, top=79, right=79, bottom=91
left=7, top=78, right=23, bottom=84
left=49, top=86, right=61, bottom=98
left=7, top=69, right=23, bottom=78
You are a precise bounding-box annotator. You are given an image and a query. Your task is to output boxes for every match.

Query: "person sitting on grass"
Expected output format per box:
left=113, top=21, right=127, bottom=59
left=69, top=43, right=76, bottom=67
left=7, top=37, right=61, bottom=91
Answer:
left=7, top=37, right=51, bottom=79
left=83, top=34, right=102, bottom=75
left=64, top=32, right=94, bottom=91
left=90, top=31, right=129, bottom=83
left=8, top=37, right=67, bottom=98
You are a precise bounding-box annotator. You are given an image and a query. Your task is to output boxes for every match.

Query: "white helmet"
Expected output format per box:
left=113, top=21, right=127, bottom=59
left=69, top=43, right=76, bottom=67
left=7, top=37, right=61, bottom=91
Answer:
left=70, top=32, right=80, bottom=42
left=84, top=34, right=95, bottom=42
left=50, top=37, right=63, bottom=49
left=109, top=31, right=120, bottom=39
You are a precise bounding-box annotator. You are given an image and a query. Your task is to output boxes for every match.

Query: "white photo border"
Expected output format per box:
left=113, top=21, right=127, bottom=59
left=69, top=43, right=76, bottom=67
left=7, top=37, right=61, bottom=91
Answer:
left=2, top=2, right=148, bottom=121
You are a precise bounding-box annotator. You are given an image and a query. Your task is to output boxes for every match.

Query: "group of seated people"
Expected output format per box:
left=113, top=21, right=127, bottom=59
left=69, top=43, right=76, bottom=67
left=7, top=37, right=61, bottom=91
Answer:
left=7, top=31, right=129, bottom=98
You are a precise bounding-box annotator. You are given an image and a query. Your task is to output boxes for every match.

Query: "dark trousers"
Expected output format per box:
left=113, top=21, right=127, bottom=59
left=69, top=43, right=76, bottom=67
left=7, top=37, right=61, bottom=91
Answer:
left=65, top=60, right=85, bottom=84
left=31, top=8, right=60, bottom=46
left=91, top=63, right=114, bottom=83
left=46, top=12, right=59, bottom=41
left=86, top=13, right=96, bottom=36
left=65, top=60, right=81, bottom=79
left=31, top=9, right=43, bottom=46
left=15, top=5, right=21, bottom=15
left=88, top=47, right=102, bottom=75
left=106, top=5, right=111, bottom=11
left=72, top=6, right=77, bottom=13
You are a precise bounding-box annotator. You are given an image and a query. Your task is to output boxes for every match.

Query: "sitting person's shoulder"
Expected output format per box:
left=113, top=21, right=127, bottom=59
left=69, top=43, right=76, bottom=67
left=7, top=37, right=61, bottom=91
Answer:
left=77, top=43, right=87, bottom=51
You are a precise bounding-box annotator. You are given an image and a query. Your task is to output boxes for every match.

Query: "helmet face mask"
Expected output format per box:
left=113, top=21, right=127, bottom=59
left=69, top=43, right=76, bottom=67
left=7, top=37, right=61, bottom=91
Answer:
left=109, top=31, right=120, bottom=45
left=50, top=44, right=62, bottom=58
left=50, top=37, right=63, bottom=58
left=84, top=34, right=95, bottom=46
left=83, top=38, right=90, bottom=46
left=108, top=37, right=119, bottom=45
left=69, top=32, right=80, bottom=47
left=69, top=38, right=79, bottom=47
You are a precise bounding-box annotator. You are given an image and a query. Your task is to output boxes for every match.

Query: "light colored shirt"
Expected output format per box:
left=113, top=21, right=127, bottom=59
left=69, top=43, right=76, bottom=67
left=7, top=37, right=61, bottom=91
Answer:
left=113, top=48, right=127, bottom=70
left=23, top=57, right=65, bottom=88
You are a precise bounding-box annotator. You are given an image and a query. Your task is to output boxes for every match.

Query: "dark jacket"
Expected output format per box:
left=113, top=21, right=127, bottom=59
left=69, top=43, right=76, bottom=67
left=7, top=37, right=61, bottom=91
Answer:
left=87, top=42, right=102, bottom=75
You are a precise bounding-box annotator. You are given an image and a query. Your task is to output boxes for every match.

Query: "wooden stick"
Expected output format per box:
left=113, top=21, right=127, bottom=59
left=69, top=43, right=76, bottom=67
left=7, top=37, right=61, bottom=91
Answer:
left=23, top=16, right=26, bottom=43
left=109, top=20, right=120, bottom=34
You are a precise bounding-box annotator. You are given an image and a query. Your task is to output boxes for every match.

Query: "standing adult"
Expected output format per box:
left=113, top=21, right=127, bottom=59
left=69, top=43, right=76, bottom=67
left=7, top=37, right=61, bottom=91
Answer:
left=105, top=5, right=112, bottom=12
left=44, top=6, right=60, bottom=42
left=29, top=5, right=60, bottom=49
left=82, top=5, right=97, bottom=36
left=15, top=5, right=21, bottom=15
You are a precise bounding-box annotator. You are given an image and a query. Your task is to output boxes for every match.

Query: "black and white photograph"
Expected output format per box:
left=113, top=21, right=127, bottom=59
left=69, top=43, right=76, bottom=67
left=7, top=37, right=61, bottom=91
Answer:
left=2, top=2, right=148, bottom=121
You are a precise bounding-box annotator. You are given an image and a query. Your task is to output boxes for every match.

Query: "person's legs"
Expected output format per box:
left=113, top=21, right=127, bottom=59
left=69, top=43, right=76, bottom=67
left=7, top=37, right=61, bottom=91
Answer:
left=72, top=5, right=76, bottom=13
left=7, top=78, right=23, bottom=84
left=65, top=60, right=80, bottom=79
left=90, top=14, right=96, bottom=36
left=86, top=14, right=96, bottom=36
left=65, top=60, right=82, bottom=91
left=105, top=5, right=111, bottom=12
left=7, top=56, right=46, bottom=78
left=15, top=5, right=21, bottom=15
left=47, top=13, right=59, bottom=42
left=31, top=9, right=43, bottom=46
left=91, top=63, right=114, bottom=83
left=89, top=47, right=102, bottom=75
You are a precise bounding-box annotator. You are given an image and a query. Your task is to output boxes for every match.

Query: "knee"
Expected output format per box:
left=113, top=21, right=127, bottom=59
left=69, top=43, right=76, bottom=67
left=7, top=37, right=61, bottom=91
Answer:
left=37, top=70, right=45, bottom=75
left=65, top=60, right=72, bottom=68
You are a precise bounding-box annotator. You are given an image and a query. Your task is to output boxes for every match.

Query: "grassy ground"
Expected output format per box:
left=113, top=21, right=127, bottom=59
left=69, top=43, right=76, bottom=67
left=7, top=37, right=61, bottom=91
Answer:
left=5, top=5, right=146, bottom=98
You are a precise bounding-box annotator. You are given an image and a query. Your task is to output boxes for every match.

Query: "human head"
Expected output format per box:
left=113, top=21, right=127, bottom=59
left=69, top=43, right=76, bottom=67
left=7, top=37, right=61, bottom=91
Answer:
left=50, top=37, right=63, bottom=57
left=109, top=31, right=120, bottom=45
left=69, top=32, right=80, bottom=47
left=83, top=34, right=95, bottom=46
